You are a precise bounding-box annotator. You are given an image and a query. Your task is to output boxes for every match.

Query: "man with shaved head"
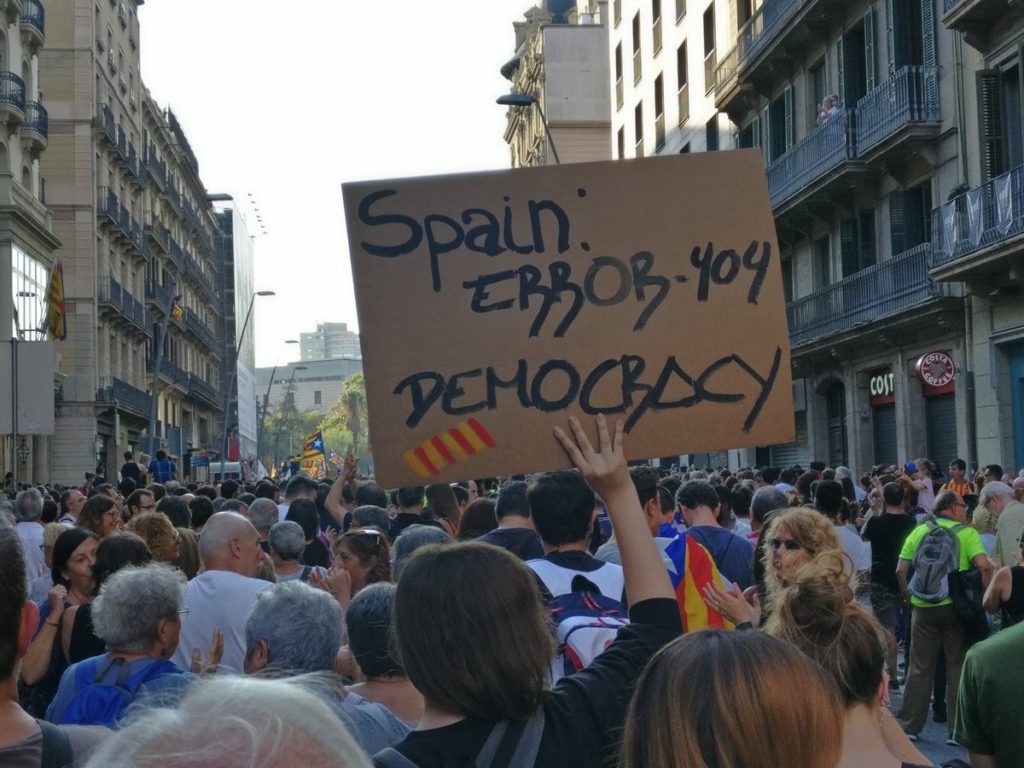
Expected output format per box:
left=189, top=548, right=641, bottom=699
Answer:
left=170, top=512, right=271, bottom=674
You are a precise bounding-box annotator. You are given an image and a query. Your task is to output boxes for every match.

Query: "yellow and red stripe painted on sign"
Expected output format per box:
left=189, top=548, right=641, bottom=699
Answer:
left=403, top=418, right=496, bottom=478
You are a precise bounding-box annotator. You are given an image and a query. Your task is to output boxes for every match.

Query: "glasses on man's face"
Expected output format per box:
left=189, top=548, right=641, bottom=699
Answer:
left=770, top=537, right=802, bottom=552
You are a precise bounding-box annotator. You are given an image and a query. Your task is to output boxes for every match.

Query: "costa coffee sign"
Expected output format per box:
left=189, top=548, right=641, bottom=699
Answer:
left=915, top=351, right=956, bottom=396
left=869, top=370, right=895, bottom=405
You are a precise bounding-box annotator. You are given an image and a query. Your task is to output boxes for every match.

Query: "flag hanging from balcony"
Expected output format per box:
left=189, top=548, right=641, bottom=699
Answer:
left=45, top=260, right=67, bottom=341
left=171, top=295, right=184, bottom=322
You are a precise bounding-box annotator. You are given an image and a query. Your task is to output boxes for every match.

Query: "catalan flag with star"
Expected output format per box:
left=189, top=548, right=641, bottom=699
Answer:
left=661, top=534, right=734, bottom=632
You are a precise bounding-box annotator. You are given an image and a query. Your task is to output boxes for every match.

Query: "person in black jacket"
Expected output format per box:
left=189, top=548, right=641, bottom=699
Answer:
left=374, top=416, right=682, bottom=768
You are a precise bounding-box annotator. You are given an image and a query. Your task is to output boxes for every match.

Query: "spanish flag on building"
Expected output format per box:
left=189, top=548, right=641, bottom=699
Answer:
left=45, top=260, right=67, bottom=340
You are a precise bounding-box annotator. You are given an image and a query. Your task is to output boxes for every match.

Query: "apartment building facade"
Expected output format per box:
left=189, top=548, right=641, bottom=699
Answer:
left=566, top=0, right=1024, bottom=472
left=501, top=0, right=612, bottom=167
left=43, top=0, right=226, bottom=485
left=0, top=0, right=60, bottom=482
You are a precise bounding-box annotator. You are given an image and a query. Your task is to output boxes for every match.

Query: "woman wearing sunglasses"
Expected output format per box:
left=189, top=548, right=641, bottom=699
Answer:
left=704, top=506, right=851, bottom=627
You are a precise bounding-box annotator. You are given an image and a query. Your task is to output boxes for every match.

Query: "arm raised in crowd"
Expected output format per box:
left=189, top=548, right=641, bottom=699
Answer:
left=554, top=415, right=673, bottom=605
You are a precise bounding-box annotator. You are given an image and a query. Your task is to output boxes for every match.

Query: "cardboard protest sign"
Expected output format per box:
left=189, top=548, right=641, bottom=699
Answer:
left=343, top=150, right=793, bottom=486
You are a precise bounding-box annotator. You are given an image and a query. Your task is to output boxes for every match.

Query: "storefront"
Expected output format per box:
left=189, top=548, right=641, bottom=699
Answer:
left=869, top=368, right=897, bottom=468
left=917, top=350, right=958, bottom=472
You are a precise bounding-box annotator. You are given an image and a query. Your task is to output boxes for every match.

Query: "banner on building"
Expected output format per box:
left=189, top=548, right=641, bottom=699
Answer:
left=343, top=151, right=795, bottom=486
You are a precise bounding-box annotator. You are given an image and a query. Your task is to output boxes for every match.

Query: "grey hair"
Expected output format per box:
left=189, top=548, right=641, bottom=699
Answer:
left=979, top=481, right=1014, bottom=505
left=392, top=524, right=451, bottom=580
left=351, top=505, right=390, bottom=531
left=248, top=498, right=279, bottom=533
left=82, top=675, right=372, bottom=768
left=751, top=486, right=789, bottom=524
left=268, top=521, right=305, bottom=562
left=14, top=488, right=44, bottom=522
left=92, top=563, right=185, bottom=653
left=834, top=466, right=852, bottom=480
left=221, top=499, right=248, bottom=514
left=245, top=581, right=343, bottom=674
left=0, top=501, right=13, bottom=528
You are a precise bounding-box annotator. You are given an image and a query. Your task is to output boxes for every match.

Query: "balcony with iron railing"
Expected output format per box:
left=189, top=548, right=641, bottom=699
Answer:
left=97, top=276, right=151, bottom=335
left=930, top=163, right=1024, bottom=283
left=144, top=214, right=170, bottom=254
left=145, top=279, right=172, bottom=313
left=115, top=128, right=128, bottom=163
left=942, top=0, right=1003, bottom=51
left=169, top=237, right=184, bottom=268
left=166, top=182, right=181, bottom=212
left=97, top=187, right=118, bottom=227
left=146, top=150, right=167, bottom=191
left=856, top=66, right=939, bottom=158
left=185, top=308, right=217, bottom=351
left=22, top=100, right=46, bottom=151
left=766, top=112, right=862, bottom=212
left=187, top=373, right=221, bottom=408
left=100, top=105, right=116, bottom=147
left=148, top=358, right=190, bottom=390
left=97, top=376, right=152, bottom=418
left=0, top=71, right=26, bottom=123
left=128, top=217, right=144, bottom=255
left=714, top=0, right=845, bottom=114
left=786, top=243, right=954, bottom=348
left=19, top=0, right=44, bottom=46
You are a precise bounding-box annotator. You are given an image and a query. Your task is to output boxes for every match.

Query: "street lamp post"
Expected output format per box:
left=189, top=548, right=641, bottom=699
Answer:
left=255, top=339, right=298, bottom=463
left=497, top=92, right=561, bottom=165
left=218, top=290, right=274, bottom=483
left=272, top=364, right=306, bottom=470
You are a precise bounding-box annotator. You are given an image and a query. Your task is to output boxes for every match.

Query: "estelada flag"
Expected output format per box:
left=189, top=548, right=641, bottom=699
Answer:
left=302, top=430, right=325, bottom=459
left=662, top=534, right=735, bottom=632
left=45, top=260, right=67, bottom=340
left=171, top=295, right=184, bottom=322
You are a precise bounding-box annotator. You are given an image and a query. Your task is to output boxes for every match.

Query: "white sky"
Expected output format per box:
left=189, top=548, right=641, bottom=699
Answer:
left=140, top=0, right=533, bottom=368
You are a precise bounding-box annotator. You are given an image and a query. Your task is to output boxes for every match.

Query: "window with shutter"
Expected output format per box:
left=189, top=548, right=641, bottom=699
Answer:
left=885, top=0, right=895, bottom=77
left=977, top=70, right=1005, bottom=183
left=864, top=9, right=876, bottom=91
left=784, top=85, right=795, bottom=150
left=841, top=218, right=859, bottom=277
left=921, top=0, right=936, bottom=113
left=858, top=209, right=877, bottom=271
left=890, top=191, right=908, bottom=256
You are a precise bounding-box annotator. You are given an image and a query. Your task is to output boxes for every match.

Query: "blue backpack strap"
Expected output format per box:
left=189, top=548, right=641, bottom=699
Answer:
left=36, top=719, right=73, bottom=768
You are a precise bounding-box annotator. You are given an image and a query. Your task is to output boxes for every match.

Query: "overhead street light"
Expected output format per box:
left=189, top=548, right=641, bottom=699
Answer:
left=497, top=92, right=561, bottom=165
left=219, top=290, right=275, bottom=482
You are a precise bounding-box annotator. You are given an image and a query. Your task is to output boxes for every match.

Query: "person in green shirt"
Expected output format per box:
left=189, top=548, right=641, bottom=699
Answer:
left=954, top=621, right=1024, bottom=767
left=895, top=490, right=993, bottom=742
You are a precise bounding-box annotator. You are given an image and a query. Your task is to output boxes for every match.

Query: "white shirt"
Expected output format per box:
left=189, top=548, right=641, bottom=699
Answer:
left=277, top=502, right=290, bottom=522
left=16, top=521, right=46, bottom=582
left=834, top=524, right=872, bottom=573
left=171, top=569, right=272, bottom=674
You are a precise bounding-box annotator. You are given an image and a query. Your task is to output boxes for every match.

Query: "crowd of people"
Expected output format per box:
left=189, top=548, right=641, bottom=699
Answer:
left=2, top=420, right=1024, bottom=767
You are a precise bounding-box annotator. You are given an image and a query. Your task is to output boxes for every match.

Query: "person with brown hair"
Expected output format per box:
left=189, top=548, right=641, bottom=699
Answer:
left=765, top=571, right=932, bottom=768
left=335, top=527, right=391, bottom=594
left=374, top=415, right=681, bottom=767
left=621, top=630, right=844, bottom=768
left=455, top=498, right=497, bottom=541
left=424, top=484, right=461, bottom=537
left=74, top=495, right=123, bottom=539
left=126, top=511, right=181, bottom=564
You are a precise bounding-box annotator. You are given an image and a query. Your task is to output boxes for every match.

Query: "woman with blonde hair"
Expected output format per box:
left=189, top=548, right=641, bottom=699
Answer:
left=621, top=630, right=843, bottom=768
left=765, top=569, right=933, bottom=768
left=705, top=506, right=851, bottom=626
